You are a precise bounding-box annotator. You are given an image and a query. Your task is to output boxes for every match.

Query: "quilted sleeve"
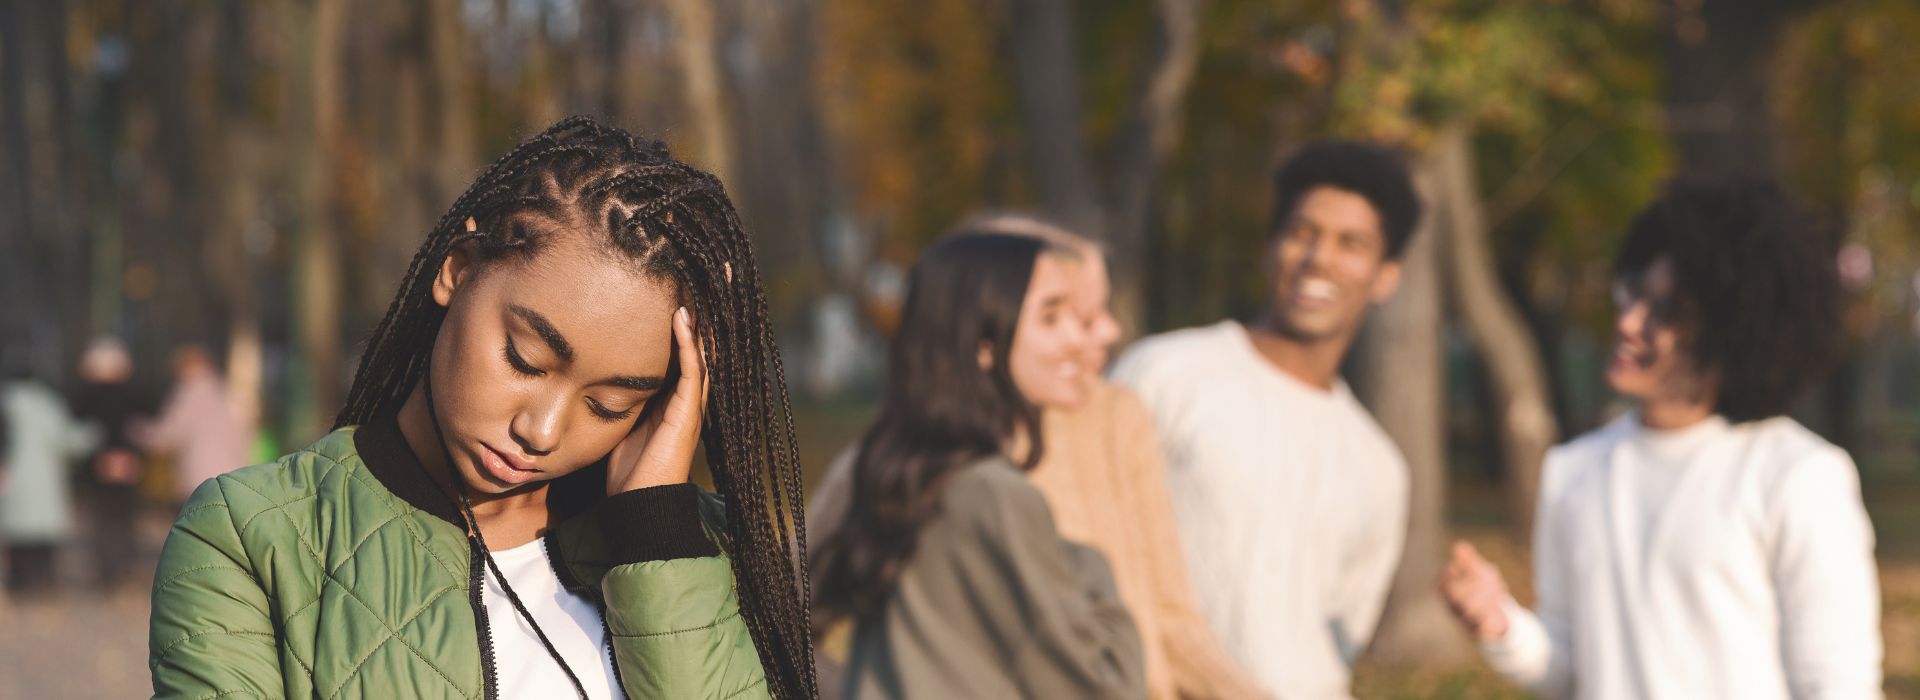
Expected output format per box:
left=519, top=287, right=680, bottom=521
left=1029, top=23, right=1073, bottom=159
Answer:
left=149, top=476, right=284, bottom=699
left=588, top=484, right=770, bottom=700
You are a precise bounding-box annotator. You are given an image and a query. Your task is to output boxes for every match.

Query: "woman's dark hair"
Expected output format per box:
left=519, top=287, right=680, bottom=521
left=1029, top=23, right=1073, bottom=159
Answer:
left=1614, top=179, right=1842, bottom=423
left=1269, top=140, right=1422, bottom=259
left=334, top=116, right=814, bottom=698
left=808, top=232, right=1065, bottom=633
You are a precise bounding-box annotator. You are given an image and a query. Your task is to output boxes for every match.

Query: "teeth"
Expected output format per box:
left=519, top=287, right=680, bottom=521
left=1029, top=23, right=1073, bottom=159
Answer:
left=1300, top=278, right=1337, bottom=301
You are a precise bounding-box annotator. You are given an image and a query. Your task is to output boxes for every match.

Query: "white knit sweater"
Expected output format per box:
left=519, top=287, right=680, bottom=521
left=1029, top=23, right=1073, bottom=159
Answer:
left=1485, top=414, right=1883, bottom=699
left=1112, top=321, right=1408, bottom=700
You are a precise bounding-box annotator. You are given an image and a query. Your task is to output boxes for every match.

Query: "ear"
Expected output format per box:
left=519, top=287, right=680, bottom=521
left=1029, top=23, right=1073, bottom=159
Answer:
left=432, top=219, right=479, bottom=308
left=1368, top=259, right=1404, bottom=303
left=977, top=342, right=994, bottom=371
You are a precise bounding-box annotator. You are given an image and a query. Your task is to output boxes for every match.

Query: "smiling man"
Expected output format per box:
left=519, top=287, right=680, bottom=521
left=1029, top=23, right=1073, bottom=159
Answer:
left=1440, top=181, right=1882, bottom=699
left=1111, top=141, right=1421, bottom=700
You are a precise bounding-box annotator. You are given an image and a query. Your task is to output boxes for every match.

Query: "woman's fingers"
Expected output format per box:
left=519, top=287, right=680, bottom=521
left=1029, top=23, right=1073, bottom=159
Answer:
left=607, top=307, right=709, bottom=493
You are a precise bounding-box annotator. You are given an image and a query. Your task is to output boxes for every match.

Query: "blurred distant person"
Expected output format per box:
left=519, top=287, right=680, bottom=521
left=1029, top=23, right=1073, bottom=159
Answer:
left=810, top=232, right=1146, bottom=699
left=1111, top=141, right=1421, bottom=700
left=1441, top=182, right=1882, bottom=699
left=70, top=336, right=148, bottom=590
left=134, top=344, right=249, bottom=505
left=0, top=355, right=100, bottom=597
left=812, top=215, right=1266, bottom=699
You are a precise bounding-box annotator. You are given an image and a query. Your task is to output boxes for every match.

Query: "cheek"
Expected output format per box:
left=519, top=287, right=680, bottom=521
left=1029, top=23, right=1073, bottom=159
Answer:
left=1272, top=241, right=1303, bottom=270
left=430, top=314, right=511, bottom=425
left=1009, top=330, right=1062, bottom=380
left=557, top=423, right=632, bottom=467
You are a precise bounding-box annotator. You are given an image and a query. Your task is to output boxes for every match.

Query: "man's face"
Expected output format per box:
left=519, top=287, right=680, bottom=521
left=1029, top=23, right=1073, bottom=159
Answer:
left=1607, top=257, right=1711, bottom=403
left=1263, top=186, right=1402, bottom=343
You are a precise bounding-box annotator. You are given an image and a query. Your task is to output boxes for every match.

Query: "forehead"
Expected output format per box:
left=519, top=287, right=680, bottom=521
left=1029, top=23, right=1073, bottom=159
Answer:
left=1291, top=186, right=1384, bottom=235
left=479, top=237, right=680, bottom=369
left=1026, top=254, right=1081, bottom=298
left=1616, top=256, right=1676, bottom=295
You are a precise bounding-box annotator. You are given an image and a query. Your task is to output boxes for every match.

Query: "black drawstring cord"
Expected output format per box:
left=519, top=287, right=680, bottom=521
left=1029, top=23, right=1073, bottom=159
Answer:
left=415, top=369, right=593, bottom=700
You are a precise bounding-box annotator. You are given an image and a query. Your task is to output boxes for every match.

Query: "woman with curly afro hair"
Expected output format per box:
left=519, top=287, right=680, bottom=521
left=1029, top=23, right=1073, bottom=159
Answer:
left=1441, top=180, right=1883, bottom=699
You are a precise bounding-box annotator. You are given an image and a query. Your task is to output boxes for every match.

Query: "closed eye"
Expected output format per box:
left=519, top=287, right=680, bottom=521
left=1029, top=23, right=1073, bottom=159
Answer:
left=585, top=397, right=636, bottom=422
left=503, top=338, right=544, bottom=376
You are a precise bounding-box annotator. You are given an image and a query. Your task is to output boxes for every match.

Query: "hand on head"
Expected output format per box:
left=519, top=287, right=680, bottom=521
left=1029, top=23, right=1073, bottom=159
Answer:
left=606, top=306, right=708, bottom=494
left=1439, top=540, right=1512, bottom=641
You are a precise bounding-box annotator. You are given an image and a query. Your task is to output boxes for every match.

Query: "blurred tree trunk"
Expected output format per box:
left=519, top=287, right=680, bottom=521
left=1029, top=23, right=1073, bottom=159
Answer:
left=1353, top=155, right=1471, bottom=664
left=213, top=0, right=265, bottom=437
left=1433, top=122, right=1556, bottom=545
left=663, top=0, right=735, bottom=185
left=1664, top=0, right=1828, bottom=180
left=730, top=0, right=856, bottom=318
left=41, top=3, right=93, bottom=360
left=0, top=0, right=41, bottom=344
left=1336, top=0, right=1467, bottom=664
left=288, top=0, right=347, bottom=439
left=1107, top=0, right=1204, bottom=335
left=0, top=0, right=92, bottom=364
left=1005, top=0, right=1202, bottom=333
left=1006, top=0, right=1107, bottom=241
left=424, top=0, right=477, bottom=211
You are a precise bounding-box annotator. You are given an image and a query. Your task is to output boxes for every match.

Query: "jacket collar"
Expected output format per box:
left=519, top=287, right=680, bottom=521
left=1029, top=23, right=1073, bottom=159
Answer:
left=353, top=408, right=606, bottom=528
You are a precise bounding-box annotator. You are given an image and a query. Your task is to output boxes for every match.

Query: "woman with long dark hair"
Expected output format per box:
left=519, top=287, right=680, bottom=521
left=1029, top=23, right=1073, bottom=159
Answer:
left=149, top=117, right=813, bottom=699
left=810, top=232, right=1145, bottom=699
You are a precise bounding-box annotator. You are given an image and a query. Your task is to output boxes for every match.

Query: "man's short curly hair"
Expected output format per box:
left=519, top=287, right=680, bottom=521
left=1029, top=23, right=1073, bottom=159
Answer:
left=1614, top=180, right=1842, bottom=423
left=1268, top=140, right=1422, bottom=259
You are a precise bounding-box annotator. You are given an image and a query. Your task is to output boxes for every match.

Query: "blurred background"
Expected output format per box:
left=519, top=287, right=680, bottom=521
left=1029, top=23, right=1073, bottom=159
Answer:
left=1, top=0, right=1918, bottom=696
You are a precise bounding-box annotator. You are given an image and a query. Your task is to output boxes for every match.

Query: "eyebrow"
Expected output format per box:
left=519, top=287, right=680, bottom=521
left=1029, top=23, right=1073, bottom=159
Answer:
left=604, top=375, right=666, bottom=392
left=509, top=304, right=575, bottom=362
left=507, top=304, right=667, bottom=392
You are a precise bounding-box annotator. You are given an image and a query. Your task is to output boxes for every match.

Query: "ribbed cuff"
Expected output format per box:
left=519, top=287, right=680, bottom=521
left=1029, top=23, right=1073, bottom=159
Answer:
left=593, top=482, right=720, bottom=563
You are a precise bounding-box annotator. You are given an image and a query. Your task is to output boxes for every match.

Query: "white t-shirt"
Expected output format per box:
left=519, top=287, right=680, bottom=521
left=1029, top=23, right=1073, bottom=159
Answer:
left=483, top=539, right=626, bottom=700
left=1484, top=414, right=1883, bottom=699
left=1111, top=320, right=1409, bottom=700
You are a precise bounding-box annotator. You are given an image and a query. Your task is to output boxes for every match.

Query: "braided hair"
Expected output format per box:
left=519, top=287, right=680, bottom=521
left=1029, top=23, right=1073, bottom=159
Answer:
left=336, top=116, right=815, bottom=698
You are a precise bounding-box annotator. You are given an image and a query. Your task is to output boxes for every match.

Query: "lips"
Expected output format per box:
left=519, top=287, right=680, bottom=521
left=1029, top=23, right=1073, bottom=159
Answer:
left=477, top=442, right=541, bottom=485
left=1607, top=343, right=1650, bottom=373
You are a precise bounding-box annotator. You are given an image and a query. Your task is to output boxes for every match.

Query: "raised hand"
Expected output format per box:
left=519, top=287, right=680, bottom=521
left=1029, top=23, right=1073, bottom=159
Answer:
left=606, top=306, right=710, bottom=494
left=1439, top=540, right=1512, bottom=641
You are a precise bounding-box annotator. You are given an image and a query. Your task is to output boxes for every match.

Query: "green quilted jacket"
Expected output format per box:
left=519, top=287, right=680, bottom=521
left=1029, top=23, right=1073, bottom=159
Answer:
left=148, top=412, right=771, bottom=699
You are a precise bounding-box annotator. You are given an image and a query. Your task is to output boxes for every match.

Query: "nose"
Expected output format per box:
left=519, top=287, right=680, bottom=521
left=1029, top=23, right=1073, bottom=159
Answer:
left=1288, top=229, right=1331, bottom=273
left=1615, top=299, right=1647, bottom=342
left=511, top=393, right=567, bottom=457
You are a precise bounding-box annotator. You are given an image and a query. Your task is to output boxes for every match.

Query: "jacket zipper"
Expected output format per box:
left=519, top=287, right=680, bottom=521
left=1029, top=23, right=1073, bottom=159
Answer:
left=469, top=539, right=501, bottom=700
left=471, top=534, right=624, bottom=699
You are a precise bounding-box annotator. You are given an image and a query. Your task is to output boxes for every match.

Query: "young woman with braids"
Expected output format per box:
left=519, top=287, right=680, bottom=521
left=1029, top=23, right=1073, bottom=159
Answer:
left=148, top=116, right=814, bottom=699
left=809, top=231, right=1147, bottom=699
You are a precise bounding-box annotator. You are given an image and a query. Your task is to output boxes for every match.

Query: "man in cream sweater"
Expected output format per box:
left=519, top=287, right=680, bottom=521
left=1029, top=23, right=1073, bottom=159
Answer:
left=1441, top=181, right=1884, bottom=699
left=1112, top=141, right=1421, bottom=700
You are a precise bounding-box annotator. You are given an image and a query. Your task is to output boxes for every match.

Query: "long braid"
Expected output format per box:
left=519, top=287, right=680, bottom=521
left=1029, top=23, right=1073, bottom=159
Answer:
left=336, top=116, right=816, bottom=698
